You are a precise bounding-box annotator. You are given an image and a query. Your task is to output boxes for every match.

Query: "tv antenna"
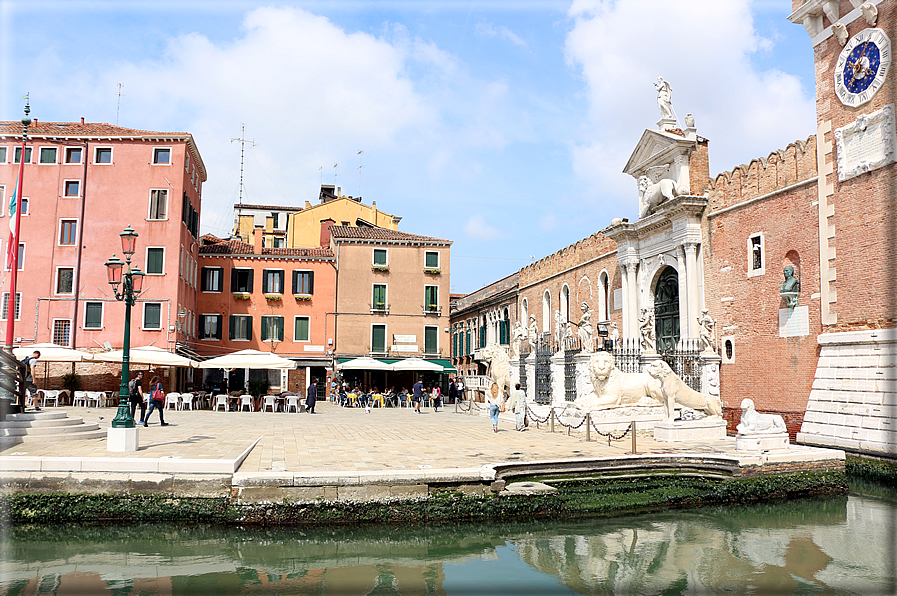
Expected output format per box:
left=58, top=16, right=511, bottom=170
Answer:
left=357, top=150, right=364, bottom=197
left=231, top=124, right=256, bottom=235
left=116, top=83, right=124, bottom=125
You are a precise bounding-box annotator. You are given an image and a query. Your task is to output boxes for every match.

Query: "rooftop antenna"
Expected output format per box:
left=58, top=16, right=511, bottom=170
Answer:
left=231, top=124, right=256, bottom=236
left=115, top=83, right=124, bottom=125
left=334, top=163, right=339, bottom=196
left=357, top=150, right=364, bottom=198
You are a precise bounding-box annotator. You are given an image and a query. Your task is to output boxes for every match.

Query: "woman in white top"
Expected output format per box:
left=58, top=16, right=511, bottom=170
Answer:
left=488, top=383, right=505, bottom=433
left=506, top=382, right=527, bottom=431
left=431, top=385, right=442, bottom=412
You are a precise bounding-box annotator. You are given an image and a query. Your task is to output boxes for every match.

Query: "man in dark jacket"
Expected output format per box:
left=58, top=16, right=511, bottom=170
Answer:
left=306, top=379, right=317, bottom=413
left=128, top=371, right=146, bottom=423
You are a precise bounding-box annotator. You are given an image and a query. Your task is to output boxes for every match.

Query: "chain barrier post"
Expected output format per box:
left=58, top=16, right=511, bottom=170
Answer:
left=585, top=413, right=590, bottom=442
left=550, top=408, right=554, bottom=433
left=631, top=420, right=637, bottom=454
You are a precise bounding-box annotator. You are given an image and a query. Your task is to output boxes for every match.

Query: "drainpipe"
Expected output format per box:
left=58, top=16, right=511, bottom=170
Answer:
left=70, top=141, right=89, bottom=348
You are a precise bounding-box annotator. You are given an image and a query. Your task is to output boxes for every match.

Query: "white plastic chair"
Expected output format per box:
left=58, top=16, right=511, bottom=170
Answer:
left=165, top=392, right=180, bottom=410
left=213, top=394, right=229, bottom=411
left=180, top=393, right=194, bottom=411
left=239, top=394, right=254, bottom=412
left=261, top=395, right=277, bottom=412
left=285, top=396, right=300, bottom=413
left=86, top=391, right=103, bottom=408
left=39, top=390, right=61, bottom=407
left=72, top=391, right=88, bottom=407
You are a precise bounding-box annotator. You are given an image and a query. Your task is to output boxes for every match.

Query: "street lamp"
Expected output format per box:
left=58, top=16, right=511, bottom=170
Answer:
left=104, top=226, right=145, bottom=428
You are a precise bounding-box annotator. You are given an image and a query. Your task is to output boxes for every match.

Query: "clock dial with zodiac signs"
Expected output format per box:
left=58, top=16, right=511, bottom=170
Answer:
left=835, top=28, right=891, bottom=108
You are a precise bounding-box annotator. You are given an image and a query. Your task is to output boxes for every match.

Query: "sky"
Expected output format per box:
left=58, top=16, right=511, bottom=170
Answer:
left=0, top=0, right=817, bottom=294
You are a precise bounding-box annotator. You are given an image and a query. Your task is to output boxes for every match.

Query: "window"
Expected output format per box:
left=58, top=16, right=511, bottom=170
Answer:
left=200, top=315, right=223, bottom=340
left=19, top=198, right=28, bottom=215
left=185, top=153, right=190, bottom=171
left=153, top=147, right=171, bottom=164
left=145, top=247, right=164, bottom=274
left=271, top=212, right=279, bottom=228
left=294, top=316, right=310, bottom=342
left=84, top=302, right=103, bottom=329
left=261, top=315, right=284, bottom=342
left=64, top=180, right=80, bottom=197
left=56, top=268, right=74, bottom=294
left=371, top=324, right=386, bottom=353
left=39, top=147, right=57, bottom=164
left=229, top=315, right=252, bottom=340
left=0, top=186, right=5, bottom=216
left=748, top=233, right=765, bottom=277
left=59, top=220, right=77, bottom=245
left=424, top=326, right=438, bottom=355
left=0, top=147, right=6, bottom=163
left=372, top=284, right=387, bottom=311
left=5, top=242, right=24, bottom=270
left=1, top=292, right=21, bottom=320
left=425, top=251, right=439, bottom=269
left=273, top=237, right=284, bottom=248
left=201, top=267, right=223, bottom=292
left=143, top=303, right=162, bottom=330
left=14, top=147, right=32, bottom=164
left=425, top=286, right=439, bottom=312
left=262, top=269, right=284, bottom=294
left=292, top=270, right=314, bottom=295
left=231, top=268, right=253, bottom=293
left=373, top=248, right=387, bottom=266
left=53, top=320, right=72, bottom=346
left=148, top=189, right=168, bottom=220
left=65, top=147, right=82, bottom=164
left=94, top=147, right=112, bottom=163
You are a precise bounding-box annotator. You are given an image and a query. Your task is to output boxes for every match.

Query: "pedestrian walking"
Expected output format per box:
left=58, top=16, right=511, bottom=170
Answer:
left=306, top=379, right=317, bottom=413
left=412, top=378, right=423, bottom=414
left=507, top=382, right=527, bottom=431
left=488, top=382, right=505, bottom=432
left=432, top=385, right=442, bottom=412
left=19, top=350, right=41, bottom=411
left=144, top=375, right=169, bottom=427
left=128, top=371, right=146, bottom=424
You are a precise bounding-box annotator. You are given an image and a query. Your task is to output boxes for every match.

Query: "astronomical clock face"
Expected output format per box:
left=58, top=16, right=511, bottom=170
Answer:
left=834, top=28, right=891, bottom=108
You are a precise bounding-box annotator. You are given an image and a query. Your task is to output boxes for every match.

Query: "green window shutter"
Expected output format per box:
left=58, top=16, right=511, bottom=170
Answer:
left=147, top=248, right=164, bottom=274
left=229, top=315, right=236, bottom=339
left=373, top=249, right=387, bottom=265
left=425, top=252, right=439, bottom=268
left=295, top=317, right=309, bottom=341
left=85, top=302, right=102, bottom=328
left=276, top=317, right=284, bottom=341
left=246, top=317, right=252, bottom=341
left=372, top=325, right=385, bottom=352
left=145, top=303, right=161, bottom=329
left=215, top=316, right=223, bottom=340
left=261, top=317, right=269, bottom=341
left=424, top=327, right=437, bottom=354
left=308, top=271, right=314, bottom=295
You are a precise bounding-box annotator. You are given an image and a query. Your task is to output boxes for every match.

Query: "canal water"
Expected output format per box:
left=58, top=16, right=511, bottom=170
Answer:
left=1, top=486, right=895, bottom=595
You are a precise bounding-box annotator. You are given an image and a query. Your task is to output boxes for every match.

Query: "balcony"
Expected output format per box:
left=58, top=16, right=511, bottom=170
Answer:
left=423, top=304, right=441, bottom=315
left=370, top=302, right=390, bottom=314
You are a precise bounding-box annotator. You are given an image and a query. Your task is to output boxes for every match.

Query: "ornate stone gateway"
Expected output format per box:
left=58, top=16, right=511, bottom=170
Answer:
left=654, top=267, right=680, bottom=353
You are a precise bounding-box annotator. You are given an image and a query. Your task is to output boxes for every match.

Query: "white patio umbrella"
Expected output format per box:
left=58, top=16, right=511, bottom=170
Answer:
left=338, top=357, right=393, bottom=371
left=13, top=343, right=94, bottom=362
left=93, top=345, right=199, bottom=367
left=197, top=349, right=295, bottom=370
left=389, top=357, right=444, bottom=372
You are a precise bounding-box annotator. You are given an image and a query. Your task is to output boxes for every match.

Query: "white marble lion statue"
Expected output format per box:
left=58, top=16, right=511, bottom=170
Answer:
left=646, top=360, right=722, bottom=418
left=637, top=173, right=689, bottom=219
left=481, top=343, right=511, bottom=399
left=736, top=398, right=786, bottom=435
left=577, top=351, right=667, bottom=415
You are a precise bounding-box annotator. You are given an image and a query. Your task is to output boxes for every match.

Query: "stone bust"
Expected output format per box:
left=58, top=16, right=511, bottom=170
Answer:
left=780, top=265, right=800, bottom=308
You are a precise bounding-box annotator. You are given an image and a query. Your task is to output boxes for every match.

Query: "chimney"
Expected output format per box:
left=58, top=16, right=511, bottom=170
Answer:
left=253, top=225, right=264, bottom=253
left=320, top=218, right=335, bottom=248
left=81, top=117, right=85, bottom=124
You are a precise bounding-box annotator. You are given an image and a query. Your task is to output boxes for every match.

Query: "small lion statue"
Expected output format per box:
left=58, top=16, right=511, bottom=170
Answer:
left=578, top=351, right=667, bottom=415
left=480, top=343, right=511, bottom=399
left=637, top=171, right=689, bottom=219
left=646, top=360, right=722, bottom=418
left=736, top=398, right=786, bottom=435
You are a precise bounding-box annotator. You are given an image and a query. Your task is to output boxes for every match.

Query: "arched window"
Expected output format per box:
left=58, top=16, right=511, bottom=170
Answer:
left=521, top=298, right=528, bottom=328
left=599, top=270, right=609, bottom=321
left=560, top=285, right=570, bottom=323
left=542, top=291, right=551, bottom=336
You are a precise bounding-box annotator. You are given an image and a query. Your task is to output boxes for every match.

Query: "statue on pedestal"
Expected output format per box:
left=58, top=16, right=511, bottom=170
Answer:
left=655, top=76, right=674, bottom=120
left=528, top=315, right=539, bottom=343
left=736, top=398, right=787, bottom=434
left=574, top=302, right=594, bottom=352
left=609, top=322, right=619, bottom=348
left=697, top=308, right=715, bottom=353
left=638, top=308, right=656, bottom=352
left=511, top=321, right=527, bottom=357
left=780, top=265, right=800, bottom=308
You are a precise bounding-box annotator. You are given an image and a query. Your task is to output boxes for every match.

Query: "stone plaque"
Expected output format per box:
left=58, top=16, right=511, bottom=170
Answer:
left=392, top=344, right=418, bottom=353
left=779, top=306, right=809, bottom=338
left=835, top=104, right=897, bottom=181
left=393, top=334, right=416, bottom=343
left=303, top=345, right=324, bottom=352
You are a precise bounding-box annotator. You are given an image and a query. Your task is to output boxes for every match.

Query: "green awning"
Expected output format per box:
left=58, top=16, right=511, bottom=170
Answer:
left=335, top=357, right=456, bottom=372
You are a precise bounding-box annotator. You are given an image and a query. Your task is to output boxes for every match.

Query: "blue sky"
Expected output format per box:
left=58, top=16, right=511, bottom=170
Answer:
left=1, top=0, right=816, bottom=294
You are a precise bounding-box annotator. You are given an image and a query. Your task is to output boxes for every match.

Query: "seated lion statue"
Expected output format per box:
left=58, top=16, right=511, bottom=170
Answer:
left=577, top=351, right=667, bottom=415
left=646, top=360, right=722, bottom=418
left=736, top=398, right=786, bottom=434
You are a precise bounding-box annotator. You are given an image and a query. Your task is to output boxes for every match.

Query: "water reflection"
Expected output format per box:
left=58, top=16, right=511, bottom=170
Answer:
left=1, top=493, right=894, bottom=595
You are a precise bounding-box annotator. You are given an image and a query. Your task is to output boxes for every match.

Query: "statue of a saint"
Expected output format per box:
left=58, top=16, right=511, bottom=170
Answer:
left=638, top=308, right=656, bottom=352
left=511, top=321, right=527, bottom=357
left=654, top=76, right=674, bottom=120
left=528, top=315, right=539, bottom=342
left=609, top=322, right=619, bottom=348
left=575, top=302, right=594, bottom=352
left=697, top=308, right=715, bottom=353
left=554, top=310, right=564, bottom=345
left=780, top=265, right=800, bottom=308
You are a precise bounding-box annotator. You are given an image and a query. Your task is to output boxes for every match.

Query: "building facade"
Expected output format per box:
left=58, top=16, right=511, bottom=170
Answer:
left=0, top=119, right=205, bottom=354
left=450, top=273, right=518, bottom=377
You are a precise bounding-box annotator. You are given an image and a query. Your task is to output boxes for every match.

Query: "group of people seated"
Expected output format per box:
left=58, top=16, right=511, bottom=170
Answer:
left=333, top=384, right=443, bottom=408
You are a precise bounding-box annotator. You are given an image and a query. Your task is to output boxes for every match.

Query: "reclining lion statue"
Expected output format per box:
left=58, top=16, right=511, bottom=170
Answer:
left=736, top=398, right=786, bottom=434
left=646, top=360, right=722, bottom=418
left=577, top=351, right=667, bottom=415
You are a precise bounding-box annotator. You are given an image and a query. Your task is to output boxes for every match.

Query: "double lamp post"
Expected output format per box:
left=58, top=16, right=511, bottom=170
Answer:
left=104, top=226, right=144, bottom=428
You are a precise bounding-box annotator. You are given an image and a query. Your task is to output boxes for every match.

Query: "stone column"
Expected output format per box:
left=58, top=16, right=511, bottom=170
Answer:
left=625, top=259, right=639, bottom=342
left=620, top=262, right=630, bottom=339
left=684, top=243, right=699, bottom=339
left=574, top=352, right=593, bottom=401
left=699, top=354, right=722, bottom=408
left=676, top=247, right=688, bottom=340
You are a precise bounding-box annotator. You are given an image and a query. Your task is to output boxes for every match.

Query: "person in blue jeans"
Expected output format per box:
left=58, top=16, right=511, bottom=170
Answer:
left=488, top=383, right=504, bottom=432
left=144, top=375, right=169, bottom=427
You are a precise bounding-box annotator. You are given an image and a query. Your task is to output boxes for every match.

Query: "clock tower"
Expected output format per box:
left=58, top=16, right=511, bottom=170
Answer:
left=789, top=0, right=897, bottom=454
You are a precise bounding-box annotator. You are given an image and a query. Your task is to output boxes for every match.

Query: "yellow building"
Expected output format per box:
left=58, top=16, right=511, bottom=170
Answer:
left=287, top=185, right=401, bottom=249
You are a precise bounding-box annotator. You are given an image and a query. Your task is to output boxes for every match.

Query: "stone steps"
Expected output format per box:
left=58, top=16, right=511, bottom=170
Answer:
left=0, top=411, right=106, bottom=443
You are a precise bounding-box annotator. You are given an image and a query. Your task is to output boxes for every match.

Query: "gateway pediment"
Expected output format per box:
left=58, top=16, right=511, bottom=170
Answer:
left=623, top=129, right=696, bottom=179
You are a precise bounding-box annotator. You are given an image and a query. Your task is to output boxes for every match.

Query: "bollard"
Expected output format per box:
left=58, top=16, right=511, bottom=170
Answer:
left=631, top=420, right=637, bottom=454
left=550, top=408, right=555, bottom=433
left=585, top=413, right=590, bottom=442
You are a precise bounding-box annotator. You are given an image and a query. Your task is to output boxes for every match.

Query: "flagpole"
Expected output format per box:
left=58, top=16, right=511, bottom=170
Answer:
left=4, top=99, right=31, bottom=351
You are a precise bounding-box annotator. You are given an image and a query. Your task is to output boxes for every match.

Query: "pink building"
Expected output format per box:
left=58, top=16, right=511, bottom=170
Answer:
left=0, top=120, right=205, bottom=355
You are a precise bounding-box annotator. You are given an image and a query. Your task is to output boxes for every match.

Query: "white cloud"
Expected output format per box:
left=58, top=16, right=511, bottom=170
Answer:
left=464, top=214, right=503, bottom=240
left=564, top=0, right=815, bottom=217
left=476, top=22, right=528, bottom=48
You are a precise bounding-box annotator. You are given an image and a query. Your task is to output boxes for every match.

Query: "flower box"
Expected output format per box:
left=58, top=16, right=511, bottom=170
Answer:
left=233, top=292, right=251, bottom=300
left=424, top=268, right=441, bottom=275
left=295, top=295, right=312, bottom=301
left=371, top=265, right=389, bottom=272
left=265, top=294, right=282, bottom=301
